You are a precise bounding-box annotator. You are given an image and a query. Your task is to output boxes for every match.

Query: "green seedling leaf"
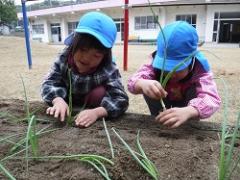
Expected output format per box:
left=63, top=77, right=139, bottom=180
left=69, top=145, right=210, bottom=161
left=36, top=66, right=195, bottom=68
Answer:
left=225, top=112, right=240, bottom=180
left=1, top=148, right=28, bottom=162
left=137, top=130, right=159, bottom=178
left=0, top=162, right=16, bottom=180
left=67, top=68, right=73, bottom=126
left=29, top=116, right=39, bottom=157
left=10, top=126, right=58, bottom=154
left=147, top=0, right=167, bottom=84
left=20, top=75, right=30, bottom=119
left=25, top=115, right=38, bottom=171
left=24, top=154, right=114, bottom=165
left=7, top=154, right=113, bottom=180
left=162, top=50, right=198, bottom=89
left=218, top=78, right=229, bottom=180
left=103, top=118, right=114, bottom=158
left=10, top=137, right=26, bottom=153
left=1, top=126, right=58, bottom=162
left=112, top=128, right=158, bottom=180
left=80, top=157, right=111, bottom=180
left=0, top=133, right=25, bottom=144
left=217, top=78, right=240, bottom=180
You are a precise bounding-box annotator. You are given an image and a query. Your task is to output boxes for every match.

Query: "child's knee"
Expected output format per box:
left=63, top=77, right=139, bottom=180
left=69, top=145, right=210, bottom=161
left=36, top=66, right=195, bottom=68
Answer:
left=85, top=85, right=106, bottom=107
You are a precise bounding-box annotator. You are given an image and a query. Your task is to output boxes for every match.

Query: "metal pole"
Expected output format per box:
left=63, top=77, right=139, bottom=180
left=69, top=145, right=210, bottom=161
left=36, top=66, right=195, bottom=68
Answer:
left=123, top=0, right=129, bottom=71
left=21, top=0, right=32, bottom=69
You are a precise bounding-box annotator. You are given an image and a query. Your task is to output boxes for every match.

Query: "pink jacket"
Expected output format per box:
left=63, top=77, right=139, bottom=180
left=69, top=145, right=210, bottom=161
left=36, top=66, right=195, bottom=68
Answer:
left=128, top=57, right=221, bottom=119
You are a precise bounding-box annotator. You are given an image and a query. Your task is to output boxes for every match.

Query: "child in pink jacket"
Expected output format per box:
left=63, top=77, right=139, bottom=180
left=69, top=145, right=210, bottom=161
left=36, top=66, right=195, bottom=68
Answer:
left=128, top=21, right=221, bottom=128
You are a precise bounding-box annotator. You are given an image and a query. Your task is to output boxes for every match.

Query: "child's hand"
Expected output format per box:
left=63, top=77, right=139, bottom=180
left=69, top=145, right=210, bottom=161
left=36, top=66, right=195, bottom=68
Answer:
left=136, top=79, right=167, bottom=100
left=75, top=107, right=108, bottom=128
left=46, top=97, right=69, bottom=122
left=155, top=106, right=199, bottom=128
left=74, top=109, right=98, bottom=128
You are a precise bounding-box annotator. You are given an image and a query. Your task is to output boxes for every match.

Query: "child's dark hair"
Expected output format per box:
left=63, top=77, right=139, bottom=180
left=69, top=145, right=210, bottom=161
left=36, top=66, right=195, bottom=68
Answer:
left=67, top=33, right=112, bottom=65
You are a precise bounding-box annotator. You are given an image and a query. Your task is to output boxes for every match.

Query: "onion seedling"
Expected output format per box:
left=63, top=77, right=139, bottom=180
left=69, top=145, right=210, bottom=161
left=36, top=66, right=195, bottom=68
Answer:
left=103, top=118, right=114, bottom=158
left=218, top=78, right=240, bottom=180
left=0, top=162, right=16, bottom=180
left=8, top=154, right=114, bottom=180
left=67, top=68, right=86, bottom=126
left=67, top=68, right=73, bottom=126
left=112, top=128, right=159, bottom=179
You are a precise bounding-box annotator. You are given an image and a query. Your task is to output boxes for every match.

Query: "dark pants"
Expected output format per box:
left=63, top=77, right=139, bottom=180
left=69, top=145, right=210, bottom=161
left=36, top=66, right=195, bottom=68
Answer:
left=72, top=85, right=106, bottom=114
left=84, top=85, right=106, bottom=107
left=143, top=86, right=196, bottom=116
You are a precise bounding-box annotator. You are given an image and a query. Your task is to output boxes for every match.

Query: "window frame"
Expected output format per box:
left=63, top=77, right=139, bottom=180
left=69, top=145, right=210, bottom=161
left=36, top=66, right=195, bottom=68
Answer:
left=134, top=15, right=158, bottom=30
left=67, top=21, right=78, bottom=35
left=176, top=14, right=197, bottom=28
left=32, top=24, right=44, bottom=34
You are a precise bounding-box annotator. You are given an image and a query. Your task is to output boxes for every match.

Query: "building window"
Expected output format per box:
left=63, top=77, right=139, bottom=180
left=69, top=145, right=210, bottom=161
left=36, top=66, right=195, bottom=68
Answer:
left=113, top=18, right=124, bottom=32
left=135, top=16, right=158, bottom=30
left=68, top=22, right=78, bottom=34
left=32, top=24, right=44, bottom=34
left=176, top=14, right=197, bottom=28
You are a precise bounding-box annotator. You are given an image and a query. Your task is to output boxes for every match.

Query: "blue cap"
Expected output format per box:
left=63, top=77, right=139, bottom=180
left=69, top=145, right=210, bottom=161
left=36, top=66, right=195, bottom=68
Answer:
left=64, top=11, right=117, bottom=48
left=153, top=21, right=209, bottom=72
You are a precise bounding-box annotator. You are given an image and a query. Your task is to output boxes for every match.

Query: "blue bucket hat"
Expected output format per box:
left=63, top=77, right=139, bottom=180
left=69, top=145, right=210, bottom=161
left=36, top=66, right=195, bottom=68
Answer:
left=64, top=11, right=117, bottom=48
left=152, top=21, right=209, bottom=72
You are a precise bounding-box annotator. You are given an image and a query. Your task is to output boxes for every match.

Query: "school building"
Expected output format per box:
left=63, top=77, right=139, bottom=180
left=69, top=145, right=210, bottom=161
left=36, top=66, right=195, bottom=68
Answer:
left=17, top=0, right=240, bottom=44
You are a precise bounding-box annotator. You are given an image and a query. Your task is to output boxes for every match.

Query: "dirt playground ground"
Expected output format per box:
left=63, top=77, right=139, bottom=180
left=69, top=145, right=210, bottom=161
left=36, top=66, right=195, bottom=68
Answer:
left=0, top=36, right=240, bottom=179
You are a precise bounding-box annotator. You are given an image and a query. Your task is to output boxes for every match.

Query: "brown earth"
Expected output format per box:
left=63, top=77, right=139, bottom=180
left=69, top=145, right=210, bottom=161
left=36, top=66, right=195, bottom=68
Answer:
left=1, top=99, right=236, bottom=180
left=0, top=36, right=240, bottom=179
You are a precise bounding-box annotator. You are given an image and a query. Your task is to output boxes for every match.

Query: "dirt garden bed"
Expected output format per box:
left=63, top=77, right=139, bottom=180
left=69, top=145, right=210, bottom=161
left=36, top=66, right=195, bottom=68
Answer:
left=1, top=99, right=238, bottom=180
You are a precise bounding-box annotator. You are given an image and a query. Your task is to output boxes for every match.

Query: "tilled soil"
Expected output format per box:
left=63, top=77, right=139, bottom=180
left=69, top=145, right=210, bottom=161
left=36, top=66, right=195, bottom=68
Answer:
left=1, top=99, right=238, bottom=180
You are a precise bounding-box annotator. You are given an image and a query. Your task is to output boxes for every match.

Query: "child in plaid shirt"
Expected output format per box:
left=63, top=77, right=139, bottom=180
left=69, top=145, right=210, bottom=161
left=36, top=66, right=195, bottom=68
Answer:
left=41, top=12, right=129, bottom=127
left=128, top=21, right=221, bottom=128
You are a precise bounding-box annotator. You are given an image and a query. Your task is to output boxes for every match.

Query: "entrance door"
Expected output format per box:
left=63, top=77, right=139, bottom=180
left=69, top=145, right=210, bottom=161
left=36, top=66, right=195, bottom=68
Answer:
left=51, top=23, right=61, bottom=43
left=114, top=18, right=124, bottom=43
left=219, top=22, right=231, bottom=42
left=219, top=20, right=240, bottom=43
left=214, top=12, right=240, bottom=43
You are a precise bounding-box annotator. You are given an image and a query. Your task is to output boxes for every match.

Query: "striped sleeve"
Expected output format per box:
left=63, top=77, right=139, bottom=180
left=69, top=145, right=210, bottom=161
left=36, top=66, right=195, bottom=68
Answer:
left=101, top=67, right=129, bottom=118
left=41, top=54, right=68, bottom=105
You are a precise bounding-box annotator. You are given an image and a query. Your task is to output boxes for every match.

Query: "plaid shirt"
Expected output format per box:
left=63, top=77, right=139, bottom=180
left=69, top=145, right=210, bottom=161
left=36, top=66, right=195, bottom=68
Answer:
left=128, top=55, right=221, bottom=119
left=41, top=49, right=129, bottom=118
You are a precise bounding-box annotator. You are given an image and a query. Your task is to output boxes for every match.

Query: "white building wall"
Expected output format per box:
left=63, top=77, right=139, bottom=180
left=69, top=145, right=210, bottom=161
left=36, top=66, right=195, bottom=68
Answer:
left=165, top=5, right=207, bottom=42
left=61, top=18, right=68, bottom=42
left=27, top=4, right=240, bottom=44
left=159, top=7, right=167, bottom=27
left=32, top=9, right=124, bottom=44
left=30, top=18, right=49, bottom=43
left=43, top=20, right=50, bottom=43
left=104, top=8, right=123, bottom=19
left=205, top=4, right=240, bottom=42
